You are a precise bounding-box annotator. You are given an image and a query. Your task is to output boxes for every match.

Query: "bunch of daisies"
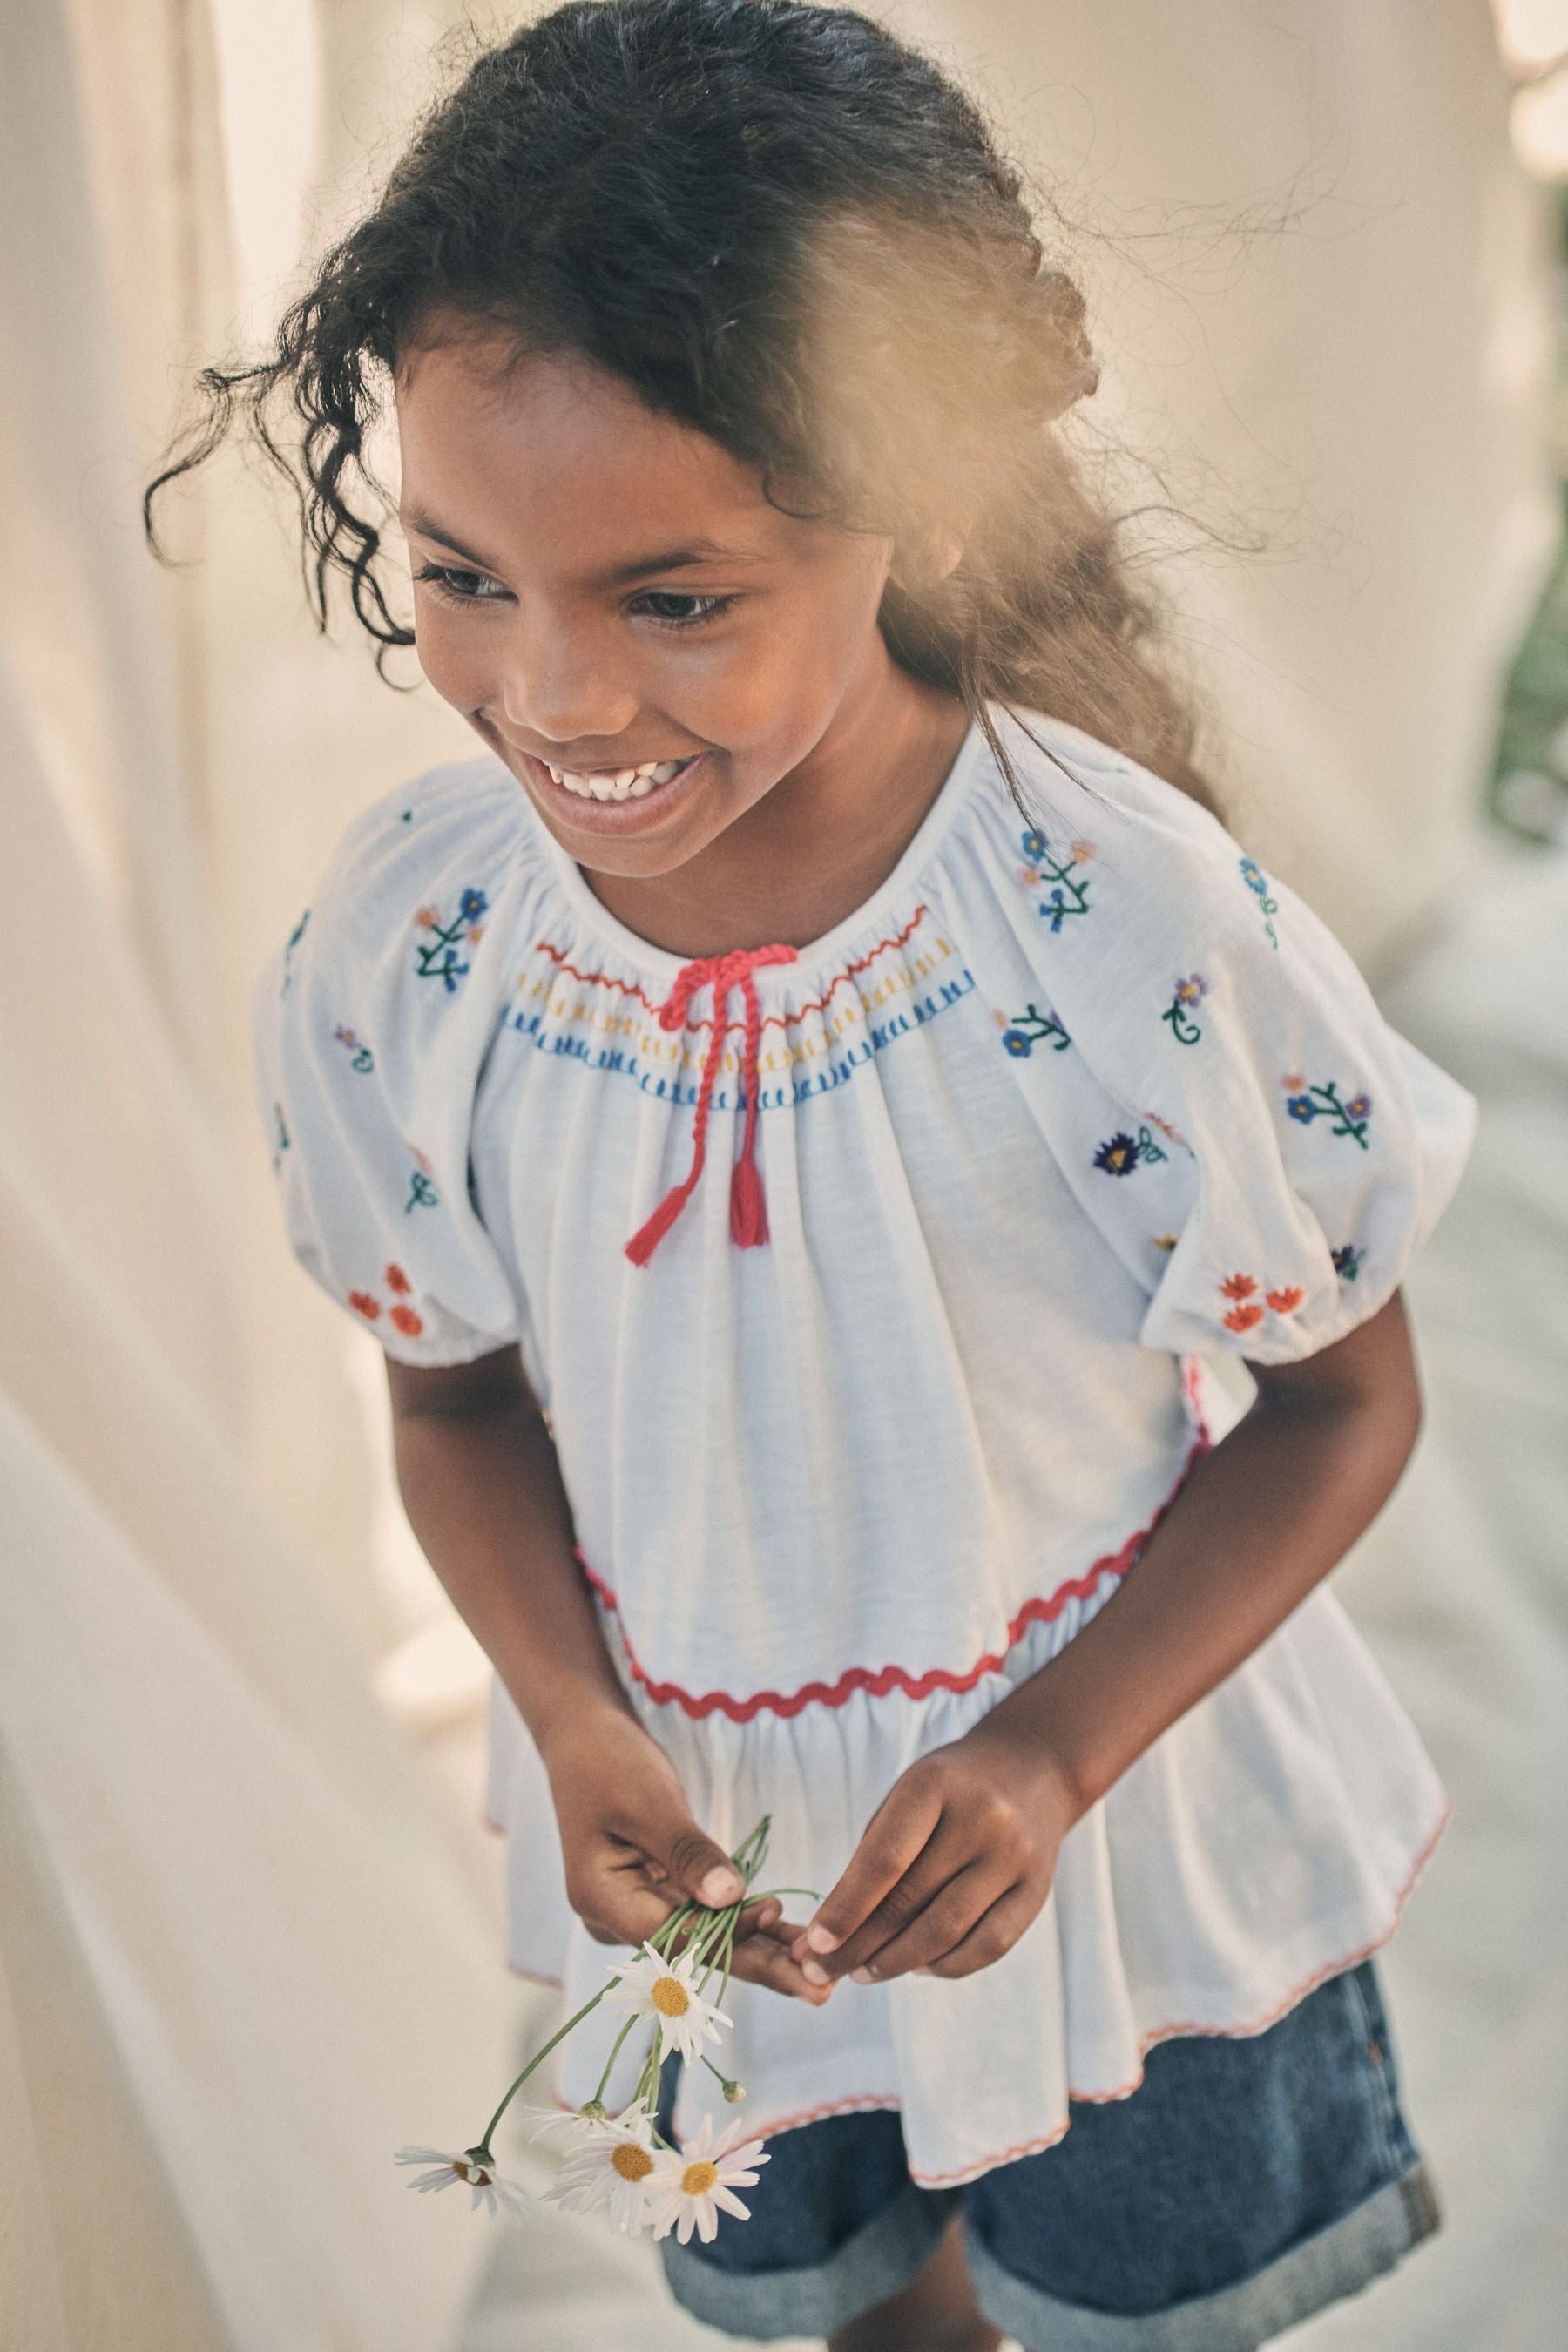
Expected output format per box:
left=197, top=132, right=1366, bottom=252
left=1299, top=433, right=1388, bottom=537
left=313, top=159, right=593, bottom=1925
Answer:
left=396, top=1817, right=797, bottom=2243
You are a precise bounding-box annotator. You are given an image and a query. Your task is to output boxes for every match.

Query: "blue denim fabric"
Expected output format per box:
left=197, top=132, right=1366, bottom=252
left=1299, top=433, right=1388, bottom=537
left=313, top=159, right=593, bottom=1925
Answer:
left=658, top=1959, right=1441, bottom=2349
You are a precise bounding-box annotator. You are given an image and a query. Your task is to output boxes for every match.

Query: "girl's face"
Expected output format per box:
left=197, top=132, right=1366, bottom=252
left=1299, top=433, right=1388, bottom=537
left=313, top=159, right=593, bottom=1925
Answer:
left=395, top=329, right=909, bottom=882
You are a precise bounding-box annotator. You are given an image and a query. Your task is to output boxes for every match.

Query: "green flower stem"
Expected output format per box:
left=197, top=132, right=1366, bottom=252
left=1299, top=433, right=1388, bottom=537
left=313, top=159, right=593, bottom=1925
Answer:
left=591, top=2011, right=644, bottom=2106
left=473, top=1987, right=608, bottom=2154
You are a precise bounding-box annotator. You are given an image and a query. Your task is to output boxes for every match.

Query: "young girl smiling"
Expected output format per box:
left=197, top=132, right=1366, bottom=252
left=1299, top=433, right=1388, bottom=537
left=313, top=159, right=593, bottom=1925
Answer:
left=153, top=3, right=1477, bottom=2343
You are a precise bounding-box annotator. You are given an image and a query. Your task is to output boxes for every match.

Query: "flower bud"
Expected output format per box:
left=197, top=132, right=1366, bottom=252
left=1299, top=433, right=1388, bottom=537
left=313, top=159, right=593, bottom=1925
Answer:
left=721, top=2078, right=746, bottom=2104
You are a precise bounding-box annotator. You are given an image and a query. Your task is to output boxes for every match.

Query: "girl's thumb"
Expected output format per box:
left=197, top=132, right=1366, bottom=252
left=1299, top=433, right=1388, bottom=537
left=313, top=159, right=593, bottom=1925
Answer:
left=656, top=1816, right=745, bottom=1909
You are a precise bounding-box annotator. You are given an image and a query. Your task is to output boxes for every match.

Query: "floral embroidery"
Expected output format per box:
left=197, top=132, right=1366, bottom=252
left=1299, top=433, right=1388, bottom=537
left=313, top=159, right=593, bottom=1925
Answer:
left=1239, top=857, right=1279, bottom=948
left=1018, top=829, right=1093, bottom=934
left=1141, top=1109, right=1192, bottom=1155
left=281, top=909, right=309, bottom=995
left=1093, top=1125, right=1169, bottom=1177
left=1160, top=974, right=1206, bottom=1045
left=271, top=1102, right=290, bottom=1173
left=406, top=1169, right=439, bottom=1213
left=1152, top=1233, right=1179, bottom=1252
left=1218, top=1272, right=1306, bottom=1336
left=348, top=1273, right=425, bottom=1337
left=1281, top=1078, right=1372, bottom=1149
left=1332, top=1243, right=1363, bottom=1281
left=414, top=888, right=489, bottom=993
left=334, top=1024, right=375, bottom=1074
left=997, top=1002, right=1071, bottom=1057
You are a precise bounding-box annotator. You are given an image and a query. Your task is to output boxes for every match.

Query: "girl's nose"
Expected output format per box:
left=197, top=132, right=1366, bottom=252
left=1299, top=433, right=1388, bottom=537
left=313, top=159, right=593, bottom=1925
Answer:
left=497, top=616, right=639, bottom=747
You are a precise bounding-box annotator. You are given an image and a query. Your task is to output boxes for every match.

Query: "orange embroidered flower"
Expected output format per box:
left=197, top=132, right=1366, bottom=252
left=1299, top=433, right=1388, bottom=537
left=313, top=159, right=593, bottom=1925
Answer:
left=1281, top=1072, right=1306, bottom=1093
left=1223, top=1302, right=1265, bottom=1333
left=1070, top=839, right=1096, bottom=862
left=1266, top=1286, right=1305, bottom=1314
left=415, top=905, right=438, bottom=930
left=389, top=1304, right=424, bottom=1337
left=348, top=1291, right=381, bottom=1320
left=385, top=1264, right=412, bottom=1295
left=1219, top=1273, right=1257, bottom=1300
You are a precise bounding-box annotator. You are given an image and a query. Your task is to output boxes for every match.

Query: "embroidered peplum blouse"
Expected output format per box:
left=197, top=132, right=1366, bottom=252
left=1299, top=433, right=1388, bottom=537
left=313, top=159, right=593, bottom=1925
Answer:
left=257, top=706, right=1477, bottom=2186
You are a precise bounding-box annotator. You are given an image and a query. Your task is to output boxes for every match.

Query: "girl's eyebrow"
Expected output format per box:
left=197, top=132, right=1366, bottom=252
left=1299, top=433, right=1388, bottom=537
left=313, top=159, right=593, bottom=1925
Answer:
left=402, top=509, right=760, bottom=584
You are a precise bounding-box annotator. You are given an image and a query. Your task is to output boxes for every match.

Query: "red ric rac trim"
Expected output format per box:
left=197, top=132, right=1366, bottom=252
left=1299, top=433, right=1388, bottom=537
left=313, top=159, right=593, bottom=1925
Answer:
left=575, top=1439, right=1208, bottom=1723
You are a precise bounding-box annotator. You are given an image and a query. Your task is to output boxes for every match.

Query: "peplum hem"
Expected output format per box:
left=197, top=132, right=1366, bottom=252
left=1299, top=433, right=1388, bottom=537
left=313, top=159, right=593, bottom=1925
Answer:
left=486, top=1568, right=1448, bottom=2187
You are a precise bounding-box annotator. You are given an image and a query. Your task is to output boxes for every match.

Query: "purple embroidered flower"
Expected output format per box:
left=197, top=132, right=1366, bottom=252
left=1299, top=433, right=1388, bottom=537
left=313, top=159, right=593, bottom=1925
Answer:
left=1094, top=1132, right=1141, bottom=1176
left=1344, top=1092, right=1372, bottom=1122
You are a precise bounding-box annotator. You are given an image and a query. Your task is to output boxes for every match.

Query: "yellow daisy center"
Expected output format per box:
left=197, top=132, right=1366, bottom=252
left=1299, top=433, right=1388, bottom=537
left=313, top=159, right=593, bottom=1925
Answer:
left=611, top=2142, right=654, bottom=2182
left=680, top=2159, right=719, bottom=2196
left=651, top=1975, right=691, bottom=2017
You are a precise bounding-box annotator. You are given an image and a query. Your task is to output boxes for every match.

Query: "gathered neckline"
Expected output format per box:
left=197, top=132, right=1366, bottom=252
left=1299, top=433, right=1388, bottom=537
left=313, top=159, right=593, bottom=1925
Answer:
left=526, top=711, right=993, bottom=988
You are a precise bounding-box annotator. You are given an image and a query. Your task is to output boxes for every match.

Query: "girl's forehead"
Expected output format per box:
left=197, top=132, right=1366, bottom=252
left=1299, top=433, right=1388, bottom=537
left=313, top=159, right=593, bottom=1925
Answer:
left=395, top=334, right=789, bottom=571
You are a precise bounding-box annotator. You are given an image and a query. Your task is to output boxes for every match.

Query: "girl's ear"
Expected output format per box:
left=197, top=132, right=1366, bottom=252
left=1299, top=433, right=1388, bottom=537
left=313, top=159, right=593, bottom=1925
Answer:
left=890, top=528, right=967, bottom=593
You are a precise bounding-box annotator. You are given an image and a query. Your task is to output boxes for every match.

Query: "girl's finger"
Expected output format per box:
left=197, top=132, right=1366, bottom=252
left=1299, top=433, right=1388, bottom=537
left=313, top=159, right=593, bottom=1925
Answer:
left=918, top=1885, right=1042, bottom=1981
left=727, top=1928, right=835, bottom=2004
left=794, top=1777, right=945, bottom=1962
left=843, top=1862, right=1017, bottom=1984
left=805, top=1826, right=976, bottom=1981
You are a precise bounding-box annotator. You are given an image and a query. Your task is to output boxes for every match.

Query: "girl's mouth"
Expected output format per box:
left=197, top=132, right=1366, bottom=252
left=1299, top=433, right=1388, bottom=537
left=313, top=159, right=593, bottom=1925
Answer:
left=543, top=753, right=699, bottom=802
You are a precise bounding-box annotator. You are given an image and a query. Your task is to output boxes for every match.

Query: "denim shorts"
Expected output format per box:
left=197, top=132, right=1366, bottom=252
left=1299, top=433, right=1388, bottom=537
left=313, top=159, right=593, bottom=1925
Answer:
left=657, top=1960, right=1440, bottom=2349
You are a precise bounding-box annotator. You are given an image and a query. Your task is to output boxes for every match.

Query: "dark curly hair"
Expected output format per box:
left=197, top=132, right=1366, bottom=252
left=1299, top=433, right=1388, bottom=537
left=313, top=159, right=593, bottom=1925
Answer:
left=145, top=0, right=1221, bottom=817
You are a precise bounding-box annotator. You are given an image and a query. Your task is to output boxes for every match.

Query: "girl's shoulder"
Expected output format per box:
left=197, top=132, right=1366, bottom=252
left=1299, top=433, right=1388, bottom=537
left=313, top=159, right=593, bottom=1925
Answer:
left=304, top=753, right=540, bottom=961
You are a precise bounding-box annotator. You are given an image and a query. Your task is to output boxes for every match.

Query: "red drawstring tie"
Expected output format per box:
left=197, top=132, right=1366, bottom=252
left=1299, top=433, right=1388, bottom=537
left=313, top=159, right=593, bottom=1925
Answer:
left=625, top=941, right=798, bottom=1267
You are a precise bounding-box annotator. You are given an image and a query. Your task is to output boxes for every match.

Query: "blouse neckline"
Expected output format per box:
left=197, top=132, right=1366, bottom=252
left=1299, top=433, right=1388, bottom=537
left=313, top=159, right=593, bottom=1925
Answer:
left=530, top=708, right=993, bottom=988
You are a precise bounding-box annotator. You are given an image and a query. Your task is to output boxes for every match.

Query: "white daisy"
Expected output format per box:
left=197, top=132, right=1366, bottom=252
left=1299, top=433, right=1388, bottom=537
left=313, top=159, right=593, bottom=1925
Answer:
left=540, top=2107, right=659, bottom=2234
left=604, top=1942, right=733, bottom=2064
left=394, top=2144, right=529, bottom=2217
left=646, top=2112, right=770, bottom=2246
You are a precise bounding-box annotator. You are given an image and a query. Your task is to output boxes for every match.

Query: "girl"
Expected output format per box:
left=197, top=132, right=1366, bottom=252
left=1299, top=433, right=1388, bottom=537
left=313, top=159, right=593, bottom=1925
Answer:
left=152, top=3, right=1477, bottom=2344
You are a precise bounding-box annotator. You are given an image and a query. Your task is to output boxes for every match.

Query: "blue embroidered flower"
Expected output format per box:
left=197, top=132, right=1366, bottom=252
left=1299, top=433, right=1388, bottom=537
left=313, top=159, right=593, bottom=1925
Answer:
left=1281, top=1078, right=1372, bottom=1148
left=1000, top=1003, right=1071, bottom=1058
left=414, top=889, right=489, bottom=992
left=1332, top=1243, right=1363, bottom=1281
left=1017, top=829, right=1092, bottom=933
left=460, top=887, right=489, bottom=924
left=1239, top=856, right=1280, bottom=949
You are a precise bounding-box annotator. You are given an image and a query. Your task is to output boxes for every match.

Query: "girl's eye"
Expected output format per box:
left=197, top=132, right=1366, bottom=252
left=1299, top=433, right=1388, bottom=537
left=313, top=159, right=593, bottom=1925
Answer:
left=415, top=562, right=510, bottom=604
left=632, top=590, right=736, bottom=631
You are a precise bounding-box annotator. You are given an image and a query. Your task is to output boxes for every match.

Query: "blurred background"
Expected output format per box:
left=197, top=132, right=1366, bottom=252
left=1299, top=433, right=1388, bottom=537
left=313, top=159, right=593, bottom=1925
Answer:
left=3, top=2, right=1565, bottom=2345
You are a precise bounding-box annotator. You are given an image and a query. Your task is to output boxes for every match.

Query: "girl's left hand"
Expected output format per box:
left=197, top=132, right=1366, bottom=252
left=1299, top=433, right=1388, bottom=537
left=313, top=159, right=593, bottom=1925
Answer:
left=788, top=1713, right=1081, bottom=1986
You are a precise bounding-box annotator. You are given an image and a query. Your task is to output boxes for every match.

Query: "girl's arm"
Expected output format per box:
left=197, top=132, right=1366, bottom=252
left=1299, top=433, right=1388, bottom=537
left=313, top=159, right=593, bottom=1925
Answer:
left=792, top=1289, right=1423, bottom=1988
left=387, top=1348, right=828, bottom=2002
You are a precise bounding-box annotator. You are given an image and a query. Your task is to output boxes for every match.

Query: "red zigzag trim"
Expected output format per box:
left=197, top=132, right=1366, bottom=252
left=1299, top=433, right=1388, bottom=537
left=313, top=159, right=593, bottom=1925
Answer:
left=574, top=1441, right=1207, bottom=1724
left=533, top=902, right=931, bottom=1036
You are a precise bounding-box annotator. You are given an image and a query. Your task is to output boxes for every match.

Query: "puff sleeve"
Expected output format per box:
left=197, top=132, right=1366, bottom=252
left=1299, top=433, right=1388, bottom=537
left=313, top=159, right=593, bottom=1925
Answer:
left=977, top=736, right=1477, bottom=1365
left=253, top=766, right=527, bottom=1367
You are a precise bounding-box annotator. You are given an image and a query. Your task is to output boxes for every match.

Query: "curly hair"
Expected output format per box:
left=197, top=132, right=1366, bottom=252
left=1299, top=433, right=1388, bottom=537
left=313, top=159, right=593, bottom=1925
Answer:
left=145, top=0, right=1222, bottom=818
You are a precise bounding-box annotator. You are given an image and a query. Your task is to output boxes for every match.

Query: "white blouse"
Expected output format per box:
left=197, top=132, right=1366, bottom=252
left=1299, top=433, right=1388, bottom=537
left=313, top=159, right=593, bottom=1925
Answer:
left=256, top=706, right=1476, bottom=2186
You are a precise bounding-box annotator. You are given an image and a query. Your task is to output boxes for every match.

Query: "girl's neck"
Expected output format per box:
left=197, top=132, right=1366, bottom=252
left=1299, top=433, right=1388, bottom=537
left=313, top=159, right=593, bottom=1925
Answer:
left=578, top=664, right=972, bottom=963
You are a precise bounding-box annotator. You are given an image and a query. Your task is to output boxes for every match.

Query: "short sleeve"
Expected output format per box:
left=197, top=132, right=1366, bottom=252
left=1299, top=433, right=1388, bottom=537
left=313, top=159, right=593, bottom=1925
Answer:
left=977, top=731, right=1478, bottom=1365
left=253, top=765, right=528, bottom=1367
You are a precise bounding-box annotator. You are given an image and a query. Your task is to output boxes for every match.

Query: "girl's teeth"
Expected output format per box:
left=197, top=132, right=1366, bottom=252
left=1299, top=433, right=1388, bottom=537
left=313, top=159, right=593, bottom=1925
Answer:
left=545, top=754, right=693, bottom=801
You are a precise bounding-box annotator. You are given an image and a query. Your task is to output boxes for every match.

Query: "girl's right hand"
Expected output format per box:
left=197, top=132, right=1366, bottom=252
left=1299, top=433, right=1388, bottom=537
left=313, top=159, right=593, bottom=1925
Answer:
left=541, top=1707, right=832, bottom=2006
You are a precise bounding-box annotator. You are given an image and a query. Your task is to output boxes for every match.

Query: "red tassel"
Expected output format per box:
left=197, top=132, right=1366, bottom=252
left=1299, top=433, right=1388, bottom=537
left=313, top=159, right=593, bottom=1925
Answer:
left=729, top=1155, right=768, bottom=1248
left=625, top=1178, right=699, bottom=1267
